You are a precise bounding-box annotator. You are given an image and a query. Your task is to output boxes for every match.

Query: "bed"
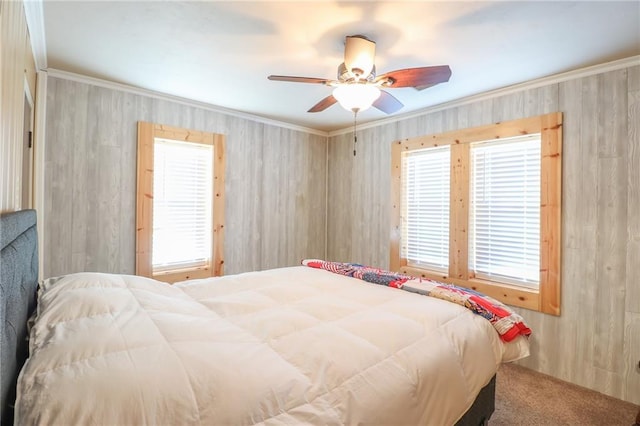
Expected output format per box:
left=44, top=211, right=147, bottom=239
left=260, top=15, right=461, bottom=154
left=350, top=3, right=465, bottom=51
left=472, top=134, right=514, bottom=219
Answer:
left=2, top=210, right=530, bottom=425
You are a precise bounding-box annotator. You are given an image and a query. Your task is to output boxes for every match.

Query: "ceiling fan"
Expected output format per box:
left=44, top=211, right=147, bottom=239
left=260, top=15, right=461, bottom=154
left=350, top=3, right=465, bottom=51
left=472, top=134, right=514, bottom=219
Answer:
left=268, top=35, right=452, bottom=115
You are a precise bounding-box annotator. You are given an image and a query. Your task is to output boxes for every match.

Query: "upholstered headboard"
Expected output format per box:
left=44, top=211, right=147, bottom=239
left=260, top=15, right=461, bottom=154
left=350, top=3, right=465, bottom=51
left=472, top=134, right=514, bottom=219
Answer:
left=0, top=209, right=38, bottom=424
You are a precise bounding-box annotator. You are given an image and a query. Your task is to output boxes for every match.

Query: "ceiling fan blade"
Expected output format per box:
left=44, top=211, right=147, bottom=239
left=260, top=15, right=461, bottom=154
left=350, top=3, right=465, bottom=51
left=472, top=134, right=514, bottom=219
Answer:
left=308, top=95, right=337, bottom=113
left=268, top=75, right=331, bottom=85
left=373, top=90, right=404, bottom=114
left=375, top=65, right=452, bottom=88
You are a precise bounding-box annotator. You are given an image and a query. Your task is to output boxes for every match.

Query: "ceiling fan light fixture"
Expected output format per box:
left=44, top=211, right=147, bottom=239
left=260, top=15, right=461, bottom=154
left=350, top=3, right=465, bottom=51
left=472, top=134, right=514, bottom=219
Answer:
left=333, top=83, right=381, bottom=112
left=344, top=35, right=376, bottom=79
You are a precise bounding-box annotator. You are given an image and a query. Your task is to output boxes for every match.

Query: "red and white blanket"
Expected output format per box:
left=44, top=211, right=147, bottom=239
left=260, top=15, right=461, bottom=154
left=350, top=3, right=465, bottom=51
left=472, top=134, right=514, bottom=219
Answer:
left=302, top=259, right=531, bottom=342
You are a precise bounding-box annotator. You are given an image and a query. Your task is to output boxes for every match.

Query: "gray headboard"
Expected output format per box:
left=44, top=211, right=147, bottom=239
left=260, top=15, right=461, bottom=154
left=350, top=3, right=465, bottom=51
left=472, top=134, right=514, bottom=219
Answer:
left=0, top=209, right=38, bottom=424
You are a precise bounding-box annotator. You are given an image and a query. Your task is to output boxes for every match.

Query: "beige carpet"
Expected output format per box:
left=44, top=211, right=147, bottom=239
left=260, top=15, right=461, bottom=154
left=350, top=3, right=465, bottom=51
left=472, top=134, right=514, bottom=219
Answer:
left=491, top=363, right=639, bottom=426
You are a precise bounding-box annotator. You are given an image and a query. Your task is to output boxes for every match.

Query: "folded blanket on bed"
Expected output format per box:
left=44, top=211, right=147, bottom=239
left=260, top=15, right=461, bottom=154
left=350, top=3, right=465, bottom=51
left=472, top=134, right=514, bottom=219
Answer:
left=302, top=259, right=531, bottom=342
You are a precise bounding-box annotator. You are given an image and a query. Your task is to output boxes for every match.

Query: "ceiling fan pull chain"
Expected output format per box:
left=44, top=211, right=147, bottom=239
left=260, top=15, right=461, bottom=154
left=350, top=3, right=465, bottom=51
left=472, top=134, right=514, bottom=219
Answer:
left=353, top=109, right=358, bottom=156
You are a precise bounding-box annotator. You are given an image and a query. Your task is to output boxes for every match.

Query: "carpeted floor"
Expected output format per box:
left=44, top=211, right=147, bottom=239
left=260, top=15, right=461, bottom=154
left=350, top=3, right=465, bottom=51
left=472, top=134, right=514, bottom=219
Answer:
left=491, top=363, right=639, bottom=426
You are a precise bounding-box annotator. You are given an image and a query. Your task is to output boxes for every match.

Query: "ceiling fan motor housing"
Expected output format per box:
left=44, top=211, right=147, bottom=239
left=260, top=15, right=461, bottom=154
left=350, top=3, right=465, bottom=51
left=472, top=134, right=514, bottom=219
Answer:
left=344, top=35, right=376, bottom=80
left=337, top=63, right=376, bottom=83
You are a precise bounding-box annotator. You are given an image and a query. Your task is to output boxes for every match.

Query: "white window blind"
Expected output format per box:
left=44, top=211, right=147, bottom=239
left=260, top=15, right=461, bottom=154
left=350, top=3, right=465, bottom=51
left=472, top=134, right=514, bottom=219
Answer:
left=152, top=138, right=213, bottom=273
left=469, top=135, right=541, bottom=287
left=401, top=146, right=451, bottom=271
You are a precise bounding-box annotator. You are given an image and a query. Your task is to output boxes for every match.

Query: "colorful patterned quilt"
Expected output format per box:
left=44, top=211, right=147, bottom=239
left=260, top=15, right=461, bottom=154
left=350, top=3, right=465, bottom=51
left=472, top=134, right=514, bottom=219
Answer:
left=302, top=259, right=531, bottom=342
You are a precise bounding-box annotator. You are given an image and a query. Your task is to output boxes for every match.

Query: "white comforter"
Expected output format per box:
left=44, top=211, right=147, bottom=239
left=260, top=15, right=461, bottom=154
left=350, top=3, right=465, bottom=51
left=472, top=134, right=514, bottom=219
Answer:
left=15, top=266, right=529, bottom=425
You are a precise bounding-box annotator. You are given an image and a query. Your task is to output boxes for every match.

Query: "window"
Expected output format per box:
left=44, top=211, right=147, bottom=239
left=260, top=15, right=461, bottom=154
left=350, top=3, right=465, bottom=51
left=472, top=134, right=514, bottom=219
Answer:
left=469, top=136, right=540, bottom=287
left=391, top=113, right=562, bottom=315
left=152, top=139, right=213, bottom=273
left=401, top=146, right=450, bottom=271
left=136, top=122, right=225, bottom=283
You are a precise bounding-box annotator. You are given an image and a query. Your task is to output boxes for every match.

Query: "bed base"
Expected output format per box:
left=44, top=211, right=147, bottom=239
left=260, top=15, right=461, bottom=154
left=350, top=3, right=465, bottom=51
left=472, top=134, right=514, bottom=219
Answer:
left=455, top=374, right=496, bottom=426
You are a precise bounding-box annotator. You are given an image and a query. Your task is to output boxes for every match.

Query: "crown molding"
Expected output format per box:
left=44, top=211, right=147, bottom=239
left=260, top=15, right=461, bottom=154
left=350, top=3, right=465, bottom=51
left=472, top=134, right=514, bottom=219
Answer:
left=328, top=55, right=640, bottom=137
left=45, top=68, right=329, bottom=137
left=23, top=0, right=48, bottom=70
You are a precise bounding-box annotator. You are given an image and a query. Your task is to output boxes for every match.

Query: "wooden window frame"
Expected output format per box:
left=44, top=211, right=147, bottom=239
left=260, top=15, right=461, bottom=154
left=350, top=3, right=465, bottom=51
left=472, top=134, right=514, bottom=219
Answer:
left=136, top=122, right=225, bottom=283
left=390, top=112, right=562, bottom=315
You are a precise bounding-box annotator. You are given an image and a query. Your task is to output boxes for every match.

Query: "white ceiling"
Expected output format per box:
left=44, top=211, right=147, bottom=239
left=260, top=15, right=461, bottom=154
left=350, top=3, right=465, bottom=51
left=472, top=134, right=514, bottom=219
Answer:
left=41, top=1, right=640, bottom=132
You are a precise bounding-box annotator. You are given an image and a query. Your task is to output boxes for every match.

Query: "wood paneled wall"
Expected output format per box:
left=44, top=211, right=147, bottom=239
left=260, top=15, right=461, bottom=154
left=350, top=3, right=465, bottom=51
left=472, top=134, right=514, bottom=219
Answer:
left=43, top=76, right=327, bottom=278
left=327, top=65, right=640, bottom=404
left=0, top=1, right=36, bottom=212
